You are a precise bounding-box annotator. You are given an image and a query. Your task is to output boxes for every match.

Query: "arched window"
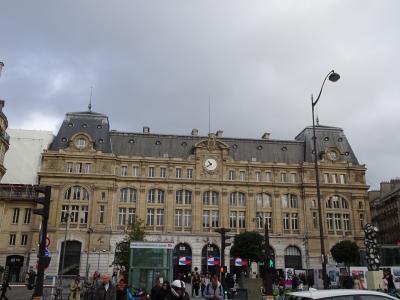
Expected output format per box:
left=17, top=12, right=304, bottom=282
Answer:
left=203, top=191, right=219, bottom=206
left=64, top=186, right=89, bottom=201
left=325, top=195, right=351, bottom=232
left=230, top=192, right=246, bottom=207
left=120, top=188, right=137, bottom=203
left=284, top=246, right=302, bottom=269
left=256, top=193, right=272, bottom=208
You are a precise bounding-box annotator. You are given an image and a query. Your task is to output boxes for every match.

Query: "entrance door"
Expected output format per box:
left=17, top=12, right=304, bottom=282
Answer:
left=173, top=243, right=192, bottom=281
left=5, top=255, right=24, bottom=282
left=59, top=241, right=82, bottom=275
left=201, top=243, right=220, bottom=274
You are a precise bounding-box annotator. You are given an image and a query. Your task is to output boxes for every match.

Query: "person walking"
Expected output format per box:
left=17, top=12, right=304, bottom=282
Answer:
left=160, top=281, right=170, bottom=300
left=150, top=278, right=163, bottom=300
left=191, top=270, right=200, bottom=297
left=0, top=281, right=11, bottom=300
left=69, top=275, right=82, bottom=300
left=95, top=275, right=116, bottom=300
left=116, top=278, right=127, bottom=300
left=203, top=275, right=224, bottom=300
left=166, top=280, right=190, bottom=300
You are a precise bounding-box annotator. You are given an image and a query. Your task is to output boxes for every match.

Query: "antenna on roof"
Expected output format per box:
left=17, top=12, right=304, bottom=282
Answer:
left=208, top=95, right=211, bottom=134
left=315, top=105, right=320, bottom=126
left=316, top=116, right=320, bottom=126
left=88, top=86, right=93, bottom=112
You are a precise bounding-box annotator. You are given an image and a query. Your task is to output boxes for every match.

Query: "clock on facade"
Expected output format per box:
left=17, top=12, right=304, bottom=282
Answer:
left=204, top=158, right=217, bottom=171
left=327, top=150, right=338, bottom=161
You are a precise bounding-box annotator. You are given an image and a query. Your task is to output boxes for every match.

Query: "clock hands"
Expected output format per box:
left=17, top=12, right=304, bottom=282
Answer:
left=207, top=161, right=212, bottom=167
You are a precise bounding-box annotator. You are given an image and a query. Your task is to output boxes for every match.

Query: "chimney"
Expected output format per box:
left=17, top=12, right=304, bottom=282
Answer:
left=216, top=130, right=223, bottom=137
left=191, top=129, right=198, bottom=136
left=143, top=126, right=150, bottom=134
left=262, top=132, right=270, bottom=140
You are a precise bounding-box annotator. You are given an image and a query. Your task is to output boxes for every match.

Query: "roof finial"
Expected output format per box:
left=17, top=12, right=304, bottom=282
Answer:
left=88, top=86, right=93, bottom=112
left=316, top=115, right=320, bottom=126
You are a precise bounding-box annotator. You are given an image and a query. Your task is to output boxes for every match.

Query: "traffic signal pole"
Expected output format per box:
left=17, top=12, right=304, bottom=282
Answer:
left=32, top=186, right=51, bottom=300
left=215, top=228, right=231, bottom=285
left=264, top=220, right=273, bottom=297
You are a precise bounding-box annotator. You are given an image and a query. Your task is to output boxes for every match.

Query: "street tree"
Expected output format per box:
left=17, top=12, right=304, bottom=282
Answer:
left=330, top=240, right=360, bottom=269
left=230, top=231, right=264, bottom=263
left=114, top=218, right=146, bottom=269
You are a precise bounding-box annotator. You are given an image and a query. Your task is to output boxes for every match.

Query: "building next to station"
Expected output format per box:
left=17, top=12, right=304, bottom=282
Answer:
left=21, top=106, right=369, bottom=283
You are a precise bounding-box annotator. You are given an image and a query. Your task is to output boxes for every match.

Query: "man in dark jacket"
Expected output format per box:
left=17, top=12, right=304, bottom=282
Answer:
left=166, top=280, right=190, bottom=300
left=95, top=275, right=116, bottom=300
left=151, top=278, right=163, bottom=300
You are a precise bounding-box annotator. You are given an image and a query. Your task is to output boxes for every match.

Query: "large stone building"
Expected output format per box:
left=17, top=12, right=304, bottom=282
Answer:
left=20, top=107, right=368, bottom=283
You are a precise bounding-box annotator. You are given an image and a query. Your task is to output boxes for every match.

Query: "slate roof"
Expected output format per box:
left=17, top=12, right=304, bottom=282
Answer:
left=50, top=111, right=361, bottom=165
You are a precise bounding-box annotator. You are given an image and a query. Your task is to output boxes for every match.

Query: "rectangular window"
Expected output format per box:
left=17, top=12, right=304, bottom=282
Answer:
left=80, top=205, right=88, bottom=224
left=156, top=209, right=164, bottom=226
left=160, top=167, right=166, bottom=178
left=185, top=191, right=192, bottom=205
left=281, top=195, right=288, bottom=208
left=239, top=171, right=245, bottom=181
left=311, top=200, right=316, bottom=208
left=332, top=174, right=337, bottom=184
left=183, top=210, right=192, bottom=227
left=121, top=166, right=127, bottom=176
left=9, top=234, right=16, bottom=246
left=343, top=214, right=351, bottom=230
left=157, top=190, right=165, bottom=204
left=61, top=205, right=69, bottom=223
left=84, top=163, right=91, bottom=174
left=265, top=171, right=272, bottom=182
left=120, top=189, right=128, bottom=203
left=281, top=172, right=287, bottom=182
left=327, top=213, right=334, bottom=230
left=334, top=213, right=342, bottom=230
left=228, top=170, right=235, bottom=181
left=148, top=167, right=155, bottom=177
left=283, top=213, right=290, bottom=230
left=291, top=213, right=298, bottom=230
left=176, top=168, right=182, bottom=178
left=76, top=163, right=82, bottom=173
left=70, top=205, right=79, bottom=223
left=211, top=192, right=218, bottom=206
left=101, top=192, right=106, bottom=201
left=21, top=234, right=28, bottom=246
left=359, top=213, right=364, bottom=228
left=176, top=191, right=183, bottom=204
left=290, top=195, right=298, bottom=208
left=312, top=212, right=318, bottom=229
left=187, top=169, right=193, bottom=179
left=211, top=211, right=219, bottom=227
left=99, top=205, right=105, bottom=224
left=129, top=189, right=137, bottom=203
left=133, top=166, right=139, bottom=177
left=66, top=162, right=73, bottom=173
left=12, top=208, right=20, bottom=224
left=340, top=174, right=346, bottom=184
left=148, top=190, right=155, bottom=203
left=238, top=211, right=246, bottom=228
left=24, top=208, right=31, bottom=224
left=290, top=173, right=297, bottom=183
left=175, top=209, right=182, bottom=227
left=147, top=209, right=154, bottom=226
left=230, top=212, right=237, bottom=228
left=324, top=173, right=329, bottom=183
left=119, top=208, right=126, bottom=225
left=255, top=171, right=261, bottom=182
left=203, top=211, right=210, bottom=228
left=128, top=208, right=136, bottom=225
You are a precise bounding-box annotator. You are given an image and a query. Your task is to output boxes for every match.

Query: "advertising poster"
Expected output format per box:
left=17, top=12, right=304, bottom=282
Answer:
left=294, top=269, right=307, bottom=284
left=285, top=268, right=294, bottom=287
left=350, top=266, right=368, bottom=289
left=392, top=267, right=400, bottom=289
left=327, top=266, right=339, bottom=287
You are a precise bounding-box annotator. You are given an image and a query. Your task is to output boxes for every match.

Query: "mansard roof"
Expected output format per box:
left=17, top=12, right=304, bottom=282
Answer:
left=49, top=111, right=361, bottom=165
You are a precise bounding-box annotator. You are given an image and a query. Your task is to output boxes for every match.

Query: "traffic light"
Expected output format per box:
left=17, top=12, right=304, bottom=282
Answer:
left=33, top=186, right=51, bottom=220
left=266, top=258, right=275, bottom=270
left=219, top=266, right=227, bottom=273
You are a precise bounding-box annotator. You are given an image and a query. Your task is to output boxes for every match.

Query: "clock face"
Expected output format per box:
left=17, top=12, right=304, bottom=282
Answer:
left=327, top=150, right=338, bottom=161
left=204, top=158, right=217, bottom=171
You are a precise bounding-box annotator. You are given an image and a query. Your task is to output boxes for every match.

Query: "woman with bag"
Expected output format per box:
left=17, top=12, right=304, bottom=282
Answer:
left=69, top=275, right=82, bottom=300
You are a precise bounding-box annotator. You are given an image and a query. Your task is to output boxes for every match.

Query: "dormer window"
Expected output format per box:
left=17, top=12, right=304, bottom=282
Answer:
left=76, top=138, right=86, bottom=150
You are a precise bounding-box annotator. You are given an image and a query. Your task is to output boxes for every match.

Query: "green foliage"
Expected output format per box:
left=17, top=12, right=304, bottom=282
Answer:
left=230, top=231, right=264, bottom=262
left=330, top=240, right=360, bottom=266
left=114, top=218, right=145, bottom=268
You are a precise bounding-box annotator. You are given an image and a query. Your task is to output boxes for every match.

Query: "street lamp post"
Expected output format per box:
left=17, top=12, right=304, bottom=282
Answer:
left=60, top=211, right=71, bottom=287
left=311, top=70, right=340, bottom=289
left=255, top=215, right=273, bottom=296
left=85, top=228, right=94, bottom=281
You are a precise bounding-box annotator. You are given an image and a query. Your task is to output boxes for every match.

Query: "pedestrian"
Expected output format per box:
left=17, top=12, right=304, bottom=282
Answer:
left=150, top=277, right=163, bottom=300
left=203, top=275, right=224, bottom=300
left=200, top=275, right=206, bottom=297
left=343, top=273, right=354, bottom=289
left=191, top=270, right=200, bottom=297
left=385, top=271, right=396, bottom=293
left=166, top=280, right=190, bottom=300
left=353, top=274, right=362, bottom=290
left=69, top=275, right=82, bottom=300
left=0, top=281, right=11, bottom=300
left=95, top=275, right=116, bottom=300
left=116, top=278, right=127, bottom=300
left=160, top=281, right=170, bottom=300
left=291, top=274, right=299, bottom=290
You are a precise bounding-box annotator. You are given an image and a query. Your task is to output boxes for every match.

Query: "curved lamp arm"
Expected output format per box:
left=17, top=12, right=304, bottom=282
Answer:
left=312, top=70, right=340, bottom=107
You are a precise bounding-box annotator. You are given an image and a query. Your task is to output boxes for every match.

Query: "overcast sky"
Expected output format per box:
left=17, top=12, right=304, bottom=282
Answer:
left=1, top=0, right=399, bottom=189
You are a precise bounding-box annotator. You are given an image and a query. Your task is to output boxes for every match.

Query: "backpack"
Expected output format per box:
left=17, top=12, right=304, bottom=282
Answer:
left=206, top=283, right=223, bottom=298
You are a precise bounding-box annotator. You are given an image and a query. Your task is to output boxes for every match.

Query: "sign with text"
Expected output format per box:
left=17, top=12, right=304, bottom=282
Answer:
left=130, top=242, right=174, bottom=249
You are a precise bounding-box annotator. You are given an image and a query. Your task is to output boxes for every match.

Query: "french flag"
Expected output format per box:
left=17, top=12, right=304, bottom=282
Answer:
left=179, top=256, right=192, bottom=265
left=234, top=258, right=242, bottom=266
left=207, top=256, right=220, bottom=266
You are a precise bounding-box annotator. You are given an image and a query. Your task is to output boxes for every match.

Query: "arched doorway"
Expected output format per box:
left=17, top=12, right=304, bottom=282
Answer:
left=173, top=243, right=192, bottom=280
left=284, top=246, right=302, bottom=269
left=59, top=241, right=82, bottom=275
left=5, top=255, right=24, bottom=282
left=201, top=243, right=220, bottom=275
